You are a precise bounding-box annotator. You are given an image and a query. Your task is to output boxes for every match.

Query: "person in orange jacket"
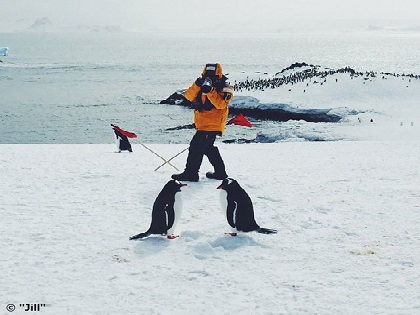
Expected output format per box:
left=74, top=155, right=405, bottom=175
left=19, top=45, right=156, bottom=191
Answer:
left=172, top=63, right=234, bottom=182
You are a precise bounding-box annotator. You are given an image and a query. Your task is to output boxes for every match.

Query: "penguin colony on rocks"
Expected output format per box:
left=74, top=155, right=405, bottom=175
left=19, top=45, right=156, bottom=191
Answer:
left=233, top=64, right=420, bottom=93
left=130, top=178, right=277, bottom=240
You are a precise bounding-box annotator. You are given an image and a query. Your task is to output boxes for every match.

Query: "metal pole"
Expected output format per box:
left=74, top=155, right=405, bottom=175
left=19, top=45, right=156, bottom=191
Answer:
left=139, top=143, right=180, bottom=171
left=154, top=147, right=188, bottom=172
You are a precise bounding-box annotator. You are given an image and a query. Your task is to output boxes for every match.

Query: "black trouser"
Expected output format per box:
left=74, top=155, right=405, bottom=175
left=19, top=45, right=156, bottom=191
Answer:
left=184, top=131, right=226, bottom=174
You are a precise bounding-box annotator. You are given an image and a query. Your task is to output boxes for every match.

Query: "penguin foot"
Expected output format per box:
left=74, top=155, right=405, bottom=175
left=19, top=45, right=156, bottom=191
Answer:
left=256, top=228, right=277, bottom=234
left=225, top=232, right=237, bottom=237
left=167, top=234, right=179, bottom=239
left=129, top=232, right=150, bottom=240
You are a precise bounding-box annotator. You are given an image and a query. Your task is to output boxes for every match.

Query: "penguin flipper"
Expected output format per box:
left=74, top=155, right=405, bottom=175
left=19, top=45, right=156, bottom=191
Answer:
left=129, top=232, right=151, bottom=240
left=256, top=227, right=277, bottom=234
left=226, top=198, right=237, bottom=229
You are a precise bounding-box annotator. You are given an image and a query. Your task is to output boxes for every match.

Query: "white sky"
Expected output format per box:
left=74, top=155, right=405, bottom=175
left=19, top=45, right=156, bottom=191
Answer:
left=0, top=0, right=419, bottom=32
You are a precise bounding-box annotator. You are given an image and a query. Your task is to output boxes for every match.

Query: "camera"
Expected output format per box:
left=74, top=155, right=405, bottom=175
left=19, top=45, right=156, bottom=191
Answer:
left=201, top=77, right=213, bottom=93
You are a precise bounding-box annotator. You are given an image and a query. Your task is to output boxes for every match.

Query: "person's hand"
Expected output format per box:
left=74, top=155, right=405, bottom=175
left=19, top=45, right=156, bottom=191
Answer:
left=195, top=77, right=204, bottom=86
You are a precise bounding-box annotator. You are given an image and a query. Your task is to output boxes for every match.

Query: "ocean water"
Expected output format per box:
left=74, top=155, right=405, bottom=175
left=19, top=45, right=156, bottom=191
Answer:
left=1, top=31, right=420, bottom=144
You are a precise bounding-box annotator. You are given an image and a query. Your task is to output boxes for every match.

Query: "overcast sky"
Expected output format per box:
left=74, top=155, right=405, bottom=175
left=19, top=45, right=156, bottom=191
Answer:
left=1, top=0, right=419, bottom=32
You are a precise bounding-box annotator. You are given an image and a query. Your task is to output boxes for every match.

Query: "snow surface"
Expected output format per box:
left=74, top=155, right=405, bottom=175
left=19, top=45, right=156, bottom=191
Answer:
left=1, top=142, right=420, bottom=314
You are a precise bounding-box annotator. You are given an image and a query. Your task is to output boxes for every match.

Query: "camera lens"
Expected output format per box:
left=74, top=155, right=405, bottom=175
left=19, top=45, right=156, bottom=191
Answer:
left=201, top=77, right=212, bottom=93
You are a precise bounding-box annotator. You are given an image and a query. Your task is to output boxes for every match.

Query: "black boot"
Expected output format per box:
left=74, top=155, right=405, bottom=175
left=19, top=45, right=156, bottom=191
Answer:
left=171, top=143, right=203, bottom=182
left=206, top=171, right=228, bottom=180
left=205, top=146, right=228, bottom=180
left=171, top=171, right=199, bottom=182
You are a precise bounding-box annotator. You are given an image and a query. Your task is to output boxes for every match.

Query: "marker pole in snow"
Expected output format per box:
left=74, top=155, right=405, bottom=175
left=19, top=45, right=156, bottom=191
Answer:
left=138, top=143, right=180, bottom=171
left=154, top=147, right=188, bottom=172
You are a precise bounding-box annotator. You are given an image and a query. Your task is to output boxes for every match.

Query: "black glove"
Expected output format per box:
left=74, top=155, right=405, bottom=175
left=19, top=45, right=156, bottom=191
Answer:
left=191, top=101, right=203, bottom=111
left=195, top=77, right=204, bottom=87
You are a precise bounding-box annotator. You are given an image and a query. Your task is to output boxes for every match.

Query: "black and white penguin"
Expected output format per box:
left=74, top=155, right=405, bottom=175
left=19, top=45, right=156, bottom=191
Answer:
left=130, top=179, right=186, bottom=240
left=111, top=124, right=133, bottom=153
left=217, top=178, right=277, bottom=236
left=115, top=132, right=132, bottom=153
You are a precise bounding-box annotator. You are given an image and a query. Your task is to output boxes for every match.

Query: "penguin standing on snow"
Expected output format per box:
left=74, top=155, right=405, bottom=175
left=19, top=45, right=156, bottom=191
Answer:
left=217, top=178, right=277, bottom=236
left=130, top=180, right=186, bottom=240
left=111, top=124, right=135, bottom=153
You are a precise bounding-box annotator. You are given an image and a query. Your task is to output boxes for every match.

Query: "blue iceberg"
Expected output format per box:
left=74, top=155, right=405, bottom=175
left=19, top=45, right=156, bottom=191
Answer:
left=0, top=47, right=9, bottom=56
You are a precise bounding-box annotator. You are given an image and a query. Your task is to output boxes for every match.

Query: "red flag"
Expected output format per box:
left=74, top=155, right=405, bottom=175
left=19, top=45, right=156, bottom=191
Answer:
left=227, top=113, right=253, bottom=127
left=111, top=124, right=137, bottom=138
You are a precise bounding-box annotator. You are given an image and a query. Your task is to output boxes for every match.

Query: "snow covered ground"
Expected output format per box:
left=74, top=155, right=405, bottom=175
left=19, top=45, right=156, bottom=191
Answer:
left=1, top=141, right=420, bottom=314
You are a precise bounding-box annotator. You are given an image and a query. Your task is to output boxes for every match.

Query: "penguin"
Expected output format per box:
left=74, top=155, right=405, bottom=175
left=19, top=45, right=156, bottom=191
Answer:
left=111, top=124, right=134, bottom=153
left=129, top=179, right=186, bottom=240
left=217, top=178, right=277, bottom=236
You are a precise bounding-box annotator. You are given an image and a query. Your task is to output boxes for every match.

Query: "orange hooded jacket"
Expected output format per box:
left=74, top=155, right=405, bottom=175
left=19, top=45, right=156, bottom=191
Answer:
left=184, top=64, right=233, bottom=134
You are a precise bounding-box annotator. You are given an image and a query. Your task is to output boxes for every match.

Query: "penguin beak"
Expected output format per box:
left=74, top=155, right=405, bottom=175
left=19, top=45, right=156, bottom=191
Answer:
left=216, top=184, right=223, bottom=189
left=180, top=183, right=187, bottom=187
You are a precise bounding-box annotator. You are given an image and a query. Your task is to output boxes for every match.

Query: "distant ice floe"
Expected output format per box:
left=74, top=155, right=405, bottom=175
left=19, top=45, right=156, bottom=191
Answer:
left=230, top=96, right=346, bottom=123
left=0, top=47, right=9, bottom=57
left=160, top=90, right=354, bottom=123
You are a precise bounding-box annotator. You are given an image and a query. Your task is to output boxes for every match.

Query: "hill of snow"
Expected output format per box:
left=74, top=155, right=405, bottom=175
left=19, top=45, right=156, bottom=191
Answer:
left=23, top=17, right=122, bottom=33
